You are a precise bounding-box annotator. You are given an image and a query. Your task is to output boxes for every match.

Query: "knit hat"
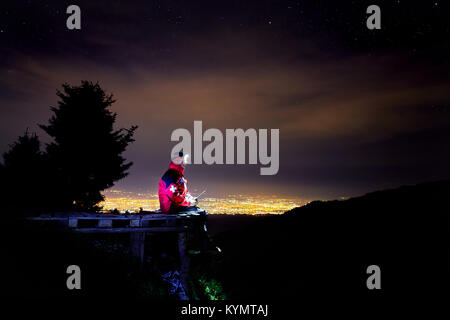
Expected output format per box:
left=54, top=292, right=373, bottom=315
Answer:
left=172, top=151, right=189, bottom=167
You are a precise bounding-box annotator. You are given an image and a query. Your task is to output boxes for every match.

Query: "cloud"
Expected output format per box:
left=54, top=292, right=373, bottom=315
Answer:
left=1, top=28, right=449, bottom=197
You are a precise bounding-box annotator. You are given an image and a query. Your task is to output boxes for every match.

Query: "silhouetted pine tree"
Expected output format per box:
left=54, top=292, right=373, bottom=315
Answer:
left=39, top=81, right=137, bottom=211
left=1, top=130, right=49, bottom=214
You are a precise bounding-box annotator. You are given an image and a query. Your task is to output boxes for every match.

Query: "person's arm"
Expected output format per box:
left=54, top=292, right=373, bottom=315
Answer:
left=185, top=193, right=198, bottom=206
left=168, top=179, right=195, bottom=206
left=183, top=179, right=198, bottom=206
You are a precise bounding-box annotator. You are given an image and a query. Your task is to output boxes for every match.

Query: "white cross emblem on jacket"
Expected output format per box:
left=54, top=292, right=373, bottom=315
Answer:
left=169, top=185, right=177, bottom=193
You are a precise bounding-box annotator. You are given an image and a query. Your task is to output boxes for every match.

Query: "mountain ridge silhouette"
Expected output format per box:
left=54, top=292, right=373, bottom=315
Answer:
left=211, top=180, right=449, bottom=301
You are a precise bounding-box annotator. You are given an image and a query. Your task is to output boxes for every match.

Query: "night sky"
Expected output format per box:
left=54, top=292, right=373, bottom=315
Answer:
left=1, top=1, right=449, bottom=199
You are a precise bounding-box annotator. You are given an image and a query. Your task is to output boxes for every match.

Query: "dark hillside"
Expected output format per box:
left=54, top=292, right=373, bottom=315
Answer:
left=212, top=181, right=450, bottom=301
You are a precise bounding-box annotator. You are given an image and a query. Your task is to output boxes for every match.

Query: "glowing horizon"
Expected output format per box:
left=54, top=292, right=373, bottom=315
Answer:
left=100, top=189, right=309, bottom=215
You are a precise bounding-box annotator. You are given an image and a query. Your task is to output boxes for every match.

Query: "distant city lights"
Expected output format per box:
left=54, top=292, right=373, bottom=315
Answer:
left=100, top=190, right=308, bottom=215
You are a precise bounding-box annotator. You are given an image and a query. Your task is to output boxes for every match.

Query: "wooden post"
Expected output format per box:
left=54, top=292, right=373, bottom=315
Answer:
left=178, top=231, right=190, bottom=298
left=130, top=218, right=140, bottom=227
left=130, top=231, right=145, bottom=263
left=98, top=219, right=112, bottom=228
left=68, top=218, right=78, bottom=228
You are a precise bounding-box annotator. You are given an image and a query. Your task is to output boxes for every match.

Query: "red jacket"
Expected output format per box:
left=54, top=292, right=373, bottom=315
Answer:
left=158, top=162, right=194, bottom=212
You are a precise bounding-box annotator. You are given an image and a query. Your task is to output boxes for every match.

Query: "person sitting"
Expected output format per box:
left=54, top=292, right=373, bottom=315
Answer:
left=158, top=152, right=198, bottom=213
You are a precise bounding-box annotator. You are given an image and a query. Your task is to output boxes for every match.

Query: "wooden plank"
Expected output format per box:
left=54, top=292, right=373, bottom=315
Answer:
left=165, top=216, right=177, bottom=227
left=72, top=215, right=177, bottom=221
left=28, top=212, right=207, bottom=233
left=29, top=213, right=200, bottom=222
left=97, top=219, right=113, bottom=228
left=68, top=218, right=78, bottom=228
left=27, top=217, right=67, bottom=221
left=130, top=232, right=146, bottom=263
left=75, top=216, right=127, bottom=220
left=177, top=232, right=191, bottom=298
left=130, top=218, right=141, bottom=227
left=74, top=226, right=188, bottom=233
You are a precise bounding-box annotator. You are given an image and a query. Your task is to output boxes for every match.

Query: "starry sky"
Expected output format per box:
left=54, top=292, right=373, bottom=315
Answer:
left=1, top=1, right=449, bottom=199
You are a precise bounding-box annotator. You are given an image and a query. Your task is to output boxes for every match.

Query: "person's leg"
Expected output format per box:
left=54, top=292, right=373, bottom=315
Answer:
left=169, top=204, right=200, bottom=213
left=184, top=206, right=199, bottom=212
left=168, top=204, right=182, bottom=214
